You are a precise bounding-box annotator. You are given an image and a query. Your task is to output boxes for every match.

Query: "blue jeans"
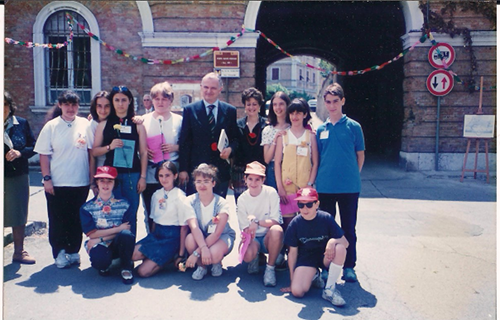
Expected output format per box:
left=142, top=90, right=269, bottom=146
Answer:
left=265, top=161, right=277, bottom=190
left=318, top=192, right=359, bottom=269
left=113, top=172, right=140, bottom=237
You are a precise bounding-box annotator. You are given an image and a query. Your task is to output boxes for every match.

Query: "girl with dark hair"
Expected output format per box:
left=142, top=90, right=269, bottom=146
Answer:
left=132, top=161, right=206, bottom=278
left=34, top=90, right=90, bottom=268
left=92, top=86, right=148, bottom=238
left=232, top=87, right=268, bottom=200
left=275, top=98, right=319, bottom=231
left=260, top=91, right=291, bottom=189
left=87, top=91, right=111, bottom=195
left=4, top=91, right=37, bottom=264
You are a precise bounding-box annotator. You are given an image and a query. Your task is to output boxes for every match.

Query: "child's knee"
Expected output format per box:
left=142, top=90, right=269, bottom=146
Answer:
left=137, top=264, right=153, bottom=278
left=291, top=285, right=306, bottom=298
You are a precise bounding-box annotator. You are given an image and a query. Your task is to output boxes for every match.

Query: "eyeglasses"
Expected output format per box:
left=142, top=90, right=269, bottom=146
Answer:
left=297, top=201, right=316, bottom=209
left=194, top=179, right=213, bottom=185
left=112, top=86, right=129, bottom=92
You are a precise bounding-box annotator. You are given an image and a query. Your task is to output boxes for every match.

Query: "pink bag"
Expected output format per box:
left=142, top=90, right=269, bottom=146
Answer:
left=238, top=231, right=252, bottom=264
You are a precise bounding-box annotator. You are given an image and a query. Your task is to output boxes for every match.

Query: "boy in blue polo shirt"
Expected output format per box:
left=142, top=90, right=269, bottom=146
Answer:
left=315, top=83, right=365, bottom=283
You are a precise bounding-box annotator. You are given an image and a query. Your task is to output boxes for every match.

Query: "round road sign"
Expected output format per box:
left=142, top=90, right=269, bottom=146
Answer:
left=428, top=43, right=455, bottom=69
left=426, top=69, right=454, bottom=96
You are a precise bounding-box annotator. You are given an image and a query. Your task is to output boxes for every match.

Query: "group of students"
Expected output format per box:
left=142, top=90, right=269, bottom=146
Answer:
left=15, top=71, right=364, bottom=308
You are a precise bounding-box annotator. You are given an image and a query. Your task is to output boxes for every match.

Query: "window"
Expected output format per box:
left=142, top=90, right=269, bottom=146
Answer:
left=44, top=11, right=92, bottom=105
left=271, top=68, right=280, bottom=80
left=313, top=73, right=316, bottom=84
left=32, top=2, right=101, bottom=111
left=299, top=69, right=303, bottom=81
left=306, top=71, right=310, bottom=82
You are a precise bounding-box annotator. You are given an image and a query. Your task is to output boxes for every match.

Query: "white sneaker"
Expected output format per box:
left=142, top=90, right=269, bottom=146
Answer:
left=68, top=253, right=81, bottom=265
left=192, top=266, right=208, bottom=280
left=263, top=267, right=276, bottom=287
left=247, top=255, right=259, bottom=274
left=55, top=250, right=70, bottom=269
left=322, top=286, right=346, bottom=307
left=312, top=270, right=325, bottom=288
left=211, top=263, right=223, bottom=277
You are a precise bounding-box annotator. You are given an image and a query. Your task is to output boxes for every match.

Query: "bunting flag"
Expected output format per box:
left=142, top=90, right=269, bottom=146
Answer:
left=4, top=12, right=494, bottom=90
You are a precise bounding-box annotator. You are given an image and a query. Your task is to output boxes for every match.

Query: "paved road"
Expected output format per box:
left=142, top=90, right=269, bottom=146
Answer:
left=3, top=159, right=496, bottom=320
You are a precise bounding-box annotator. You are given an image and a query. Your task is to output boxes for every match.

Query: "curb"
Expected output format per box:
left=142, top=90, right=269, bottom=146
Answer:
left=3, top=221, right=47, bottom=247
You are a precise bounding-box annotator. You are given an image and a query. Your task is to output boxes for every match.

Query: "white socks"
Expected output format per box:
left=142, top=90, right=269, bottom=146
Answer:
left=326, top=263, right=342, bottom=289
left=266, top=264, right=275, bottom=271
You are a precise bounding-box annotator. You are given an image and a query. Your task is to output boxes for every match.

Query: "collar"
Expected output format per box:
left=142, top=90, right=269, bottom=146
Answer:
left=326, top=114, right=347, bottom=126
left=203, top=100, right=219, bottom=109
left=95, top=194, right=115, bottom=205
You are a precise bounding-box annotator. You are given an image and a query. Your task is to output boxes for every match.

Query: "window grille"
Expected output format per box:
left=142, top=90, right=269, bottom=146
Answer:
left=44, top=11, right=91, bottom=105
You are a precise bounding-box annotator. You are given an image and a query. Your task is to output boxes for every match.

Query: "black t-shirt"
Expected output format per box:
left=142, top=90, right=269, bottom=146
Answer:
left=284, top=210, right=344, bottom=257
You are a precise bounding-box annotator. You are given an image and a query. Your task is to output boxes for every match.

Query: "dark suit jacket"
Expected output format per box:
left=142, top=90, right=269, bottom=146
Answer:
left=178, top=100, right=238, bottom=182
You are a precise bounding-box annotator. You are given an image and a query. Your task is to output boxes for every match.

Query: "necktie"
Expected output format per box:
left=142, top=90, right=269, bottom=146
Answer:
left=207, top=105, right=216, bottom=135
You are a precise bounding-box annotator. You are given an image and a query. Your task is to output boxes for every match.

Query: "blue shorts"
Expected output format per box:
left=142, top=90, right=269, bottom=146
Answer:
left=254, top=235, right=269, bottom=254
left=295, top=249, right=326, bottom=269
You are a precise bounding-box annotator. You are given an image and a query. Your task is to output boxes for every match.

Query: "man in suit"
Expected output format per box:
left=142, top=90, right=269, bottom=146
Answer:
left=136, top=94, right=154, bottom=115
left=178, top=72, right=238, bottom=198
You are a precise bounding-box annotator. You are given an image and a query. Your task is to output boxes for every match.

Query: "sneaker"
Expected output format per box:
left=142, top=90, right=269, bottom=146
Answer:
left=275, top=253, right=287, bottom=271
left=192, top=266, right=208, bottom=280
left=12, top=251, right=36, bottom=264
left=55, top=250, right=70, bottom=269
left=121, top=269, right=134, bottom=284
left=68, top=253, right=81, bottom=265
left=312, top=270, right=325, bottom=288
left=322, top=286, right=346, bottom=307
left=263, top=267, right=276, bottom=287
left=342, top=268, right=358, bottom=282
left=211, top=263, right=223, bottom=277
left=247, top=255, right=259, bottom=274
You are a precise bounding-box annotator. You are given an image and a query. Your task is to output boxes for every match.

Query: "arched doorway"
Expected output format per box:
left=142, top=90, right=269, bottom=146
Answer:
left=253, top=1, right=406, bottom=157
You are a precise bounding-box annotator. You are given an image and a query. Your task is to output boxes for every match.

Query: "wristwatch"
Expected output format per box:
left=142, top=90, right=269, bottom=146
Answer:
left=193, top=250, right=201, bottom=258
left=43, top=175, right=52, bottom=181
left=252, top=219, right=259, bottom=226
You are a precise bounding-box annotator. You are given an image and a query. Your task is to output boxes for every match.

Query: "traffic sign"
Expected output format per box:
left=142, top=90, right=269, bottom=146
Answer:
left=426, top=69, right=454, bottom=96
left=428, top=43, right=455, bottom=69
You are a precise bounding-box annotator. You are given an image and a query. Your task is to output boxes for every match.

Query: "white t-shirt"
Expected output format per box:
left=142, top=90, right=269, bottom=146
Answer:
left=236, top=185, right=282, bottom=237
left=150, top=187, right=196, bottom=226
left=34, top=116, right=90, bottom=186
left=142, top=112, right=182, bottom=183
left=86, top=119, right=106, bottom=167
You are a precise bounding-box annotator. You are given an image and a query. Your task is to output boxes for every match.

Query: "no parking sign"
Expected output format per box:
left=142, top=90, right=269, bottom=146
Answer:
left=426, top=70, right=454, bottom=96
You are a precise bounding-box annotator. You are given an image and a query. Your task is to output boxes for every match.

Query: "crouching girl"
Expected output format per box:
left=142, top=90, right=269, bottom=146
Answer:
left=80, top=166, right=135, bottom=284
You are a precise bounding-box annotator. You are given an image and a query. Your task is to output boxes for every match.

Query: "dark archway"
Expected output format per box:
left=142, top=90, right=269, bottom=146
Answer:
left=255, top=1, right=406, bottom=157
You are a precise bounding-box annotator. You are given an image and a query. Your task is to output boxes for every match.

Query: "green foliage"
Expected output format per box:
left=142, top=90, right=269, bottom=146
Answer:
left=265, top=83, right=289, bottom=100
left=319, top=60, right=334, bottom=78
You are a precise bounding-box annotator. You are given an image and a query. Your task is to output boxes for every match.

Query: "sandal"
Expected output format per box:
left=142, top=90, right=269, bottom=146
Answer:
left=121, top=269, right=134, bottom=284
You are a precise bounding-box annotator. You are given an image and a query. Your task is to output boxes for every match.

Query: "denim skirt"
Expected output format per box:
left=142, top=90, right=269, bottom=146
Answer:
left=138, top=225, right=181, bottom=266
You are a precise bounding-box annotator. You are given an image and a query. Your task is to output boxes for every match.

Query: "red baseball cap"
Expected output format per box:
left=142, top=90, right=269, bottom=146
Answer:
left=94, top=166, right=118, bottom=179
left=294, top=187, right=319, bottom=201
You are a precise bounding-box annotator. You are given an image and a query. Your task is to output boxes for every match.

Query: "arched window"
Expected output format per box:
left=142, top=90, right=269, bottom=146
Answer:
left=44, top=11, right=91, bottom=105
left=32, top=2, right=101, bottom=112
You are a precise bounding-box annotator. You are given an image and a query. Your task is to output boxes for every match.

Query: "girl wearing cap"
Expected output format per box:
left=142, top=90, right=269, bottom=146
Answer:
left=274, top=98, right=318, bottom=231
left=141, top=81, right=182, bottom=233
left=183, top=164, right=236, bottom=280
left=236, top=161, right=283, bottom=287
left=92, top=86, right=148, bottom=238
left=132, top=161, right=203, bottom=278
left=34, top=90, right=91, bottom=269
left=281, top=187, right=349, bottom=307
left=80, top=166, right=136, bottom=284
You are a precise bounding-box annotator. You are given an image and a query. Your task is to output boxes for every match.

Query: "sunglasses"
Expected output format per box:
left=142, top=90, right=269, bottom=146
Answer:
left=112, top=86, right=129, bottom=92
left=297, top=201, right=316, bottom=209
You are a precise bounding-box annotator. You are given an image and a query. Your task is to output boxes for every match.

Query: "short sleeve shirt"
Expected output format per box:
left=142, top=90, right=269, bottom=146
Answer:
left=284, top=210, right=344, bottom=257
left=150, top=187, right=195, bottom=226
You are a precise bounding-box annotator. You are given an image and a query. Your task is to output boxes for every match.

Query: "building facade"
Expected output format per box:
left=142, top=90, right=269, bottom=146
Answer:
left=4, top=1, right=496, bottom=171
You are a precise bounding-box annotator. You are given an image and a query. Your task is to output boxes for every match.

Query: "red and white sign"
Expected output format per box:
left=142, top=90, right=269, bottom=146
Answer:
left=426, top=69, right=454, bottom=96
left=428, top=43, right=455, bottom=69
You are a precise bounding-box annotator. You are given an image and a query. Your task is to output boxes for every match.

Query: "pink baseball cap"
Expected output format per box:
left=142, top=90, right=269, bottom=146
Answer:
left=294, top=187, right=319, bottom=201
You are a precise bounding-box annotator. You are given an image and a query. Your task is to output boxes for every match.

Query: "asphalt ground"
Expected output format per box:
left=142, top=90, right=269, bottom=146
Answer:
left=2, top=157, right=496, bottom=320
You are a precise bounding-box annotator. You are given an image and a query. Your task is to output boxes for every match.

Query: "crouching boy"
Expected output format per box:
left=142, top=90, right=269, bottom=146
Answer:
left=281, top=187, right=349, bottom=307
left=237, top=161, right=284, bottom=287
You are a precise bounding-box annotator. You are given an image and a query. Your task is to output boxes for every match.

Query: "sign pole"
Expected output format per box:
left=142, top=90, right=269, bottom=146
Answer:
left=225, top=77, right=229, bottom=103
left=435, top=96, right=441, bottom=171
